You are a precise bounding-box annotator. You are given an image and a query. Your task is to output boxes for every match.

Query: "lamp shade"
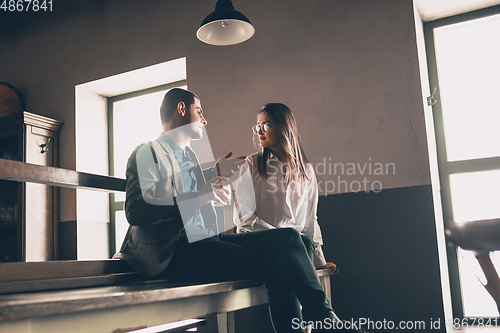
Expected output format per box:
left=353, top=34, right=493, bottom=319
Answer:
left=197, top=0, right=255, bottom=46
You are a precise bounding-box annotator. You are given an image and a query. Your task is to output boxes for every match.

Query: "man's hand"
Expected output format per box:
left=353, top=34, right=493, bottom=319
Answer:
left=317, top=262, right=337, bottom=270
left=198, top=177, right=232, bottom=206
left=214, top=152, right=246, bottom=178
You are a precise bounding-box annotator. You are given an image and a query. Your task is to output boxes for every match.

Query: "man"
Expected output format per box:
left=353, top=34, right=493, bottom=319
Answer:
left=114, top=88, right=356, bottom=333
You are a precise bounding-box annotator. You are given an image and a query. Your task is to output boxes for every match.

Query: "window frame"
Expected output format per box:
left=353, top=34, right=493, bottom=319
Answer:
left=424, top=4, right=500, bottom=318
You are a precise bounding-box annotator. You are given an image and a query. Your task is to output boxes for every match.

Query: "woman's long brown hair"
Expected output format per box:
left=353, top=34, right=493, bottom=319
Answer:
left=256, top=103, right=310, bottom=182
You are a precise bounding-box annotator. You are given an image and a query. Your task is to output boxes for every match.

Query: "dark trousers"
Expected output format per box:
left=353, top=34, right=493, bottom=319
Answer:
left=161, top=228, right=332, bottom=333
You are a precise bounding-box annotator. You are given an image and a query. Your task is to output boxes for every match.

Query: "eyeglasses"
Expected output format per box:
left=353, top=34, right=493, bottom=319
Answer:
left=252, top=124, right=270, bottom=135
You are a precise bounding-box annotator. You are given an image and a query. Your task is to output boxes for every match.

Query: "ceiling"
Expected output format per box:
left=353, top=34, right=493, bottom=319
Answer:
left=414, top=0, right=500, bottom=21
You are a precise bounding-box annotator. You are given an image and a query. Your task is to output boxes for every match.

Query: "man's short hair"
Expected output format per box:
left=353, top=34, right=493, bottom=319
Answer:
left=160, top=88, right=199, bottom=123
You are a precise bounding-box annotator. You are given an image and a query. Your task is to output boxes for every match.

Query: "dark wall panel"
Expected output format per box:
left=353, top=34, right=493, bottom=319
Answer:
left=59, top=220, right=77, bottom=260
left=318, top=184, right=445, bottom=332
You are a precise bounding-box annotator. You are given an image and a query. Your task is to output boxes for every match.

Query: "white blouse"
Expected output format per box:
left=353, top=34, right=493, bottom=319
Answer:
left=233, top=153, right=327, bottom=267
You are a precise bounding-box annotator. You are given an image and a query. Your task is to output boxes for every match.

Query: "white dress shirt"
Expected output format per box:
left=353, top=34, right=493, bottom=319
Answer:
left=233, top=153, right=327, bottom=267
left=139, top=133, right=212, bottom=242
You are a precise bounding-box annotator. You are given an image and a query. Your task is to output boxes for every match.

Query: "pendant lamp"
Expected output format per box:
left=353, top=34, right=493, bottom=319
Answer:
left=197, top=0, right=255, bottom=46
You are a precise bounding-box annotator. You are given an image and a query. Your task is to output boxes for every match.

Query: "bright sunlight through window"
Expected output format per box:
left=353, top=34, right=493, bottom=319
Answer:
left=434, top=12, right=500, bottom=318
left=111, top=85, right=187, bottom=247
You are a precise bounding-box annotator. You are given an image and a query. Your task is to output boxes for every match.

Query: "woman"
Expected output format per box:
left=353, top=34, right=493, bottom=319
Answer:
left=234, top=103, right=336, bottom=270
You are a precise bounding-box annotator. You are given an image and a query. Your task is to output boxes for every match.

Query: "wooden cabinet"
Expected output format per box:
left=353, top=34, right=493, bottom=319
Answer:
left=0, top=112, right=63, bottom=262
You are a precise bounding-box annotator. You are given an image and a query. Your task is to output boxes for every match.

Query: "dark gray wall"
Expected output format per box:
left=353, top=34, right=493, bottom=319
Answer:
left=318, top=185, right=445, bottom=332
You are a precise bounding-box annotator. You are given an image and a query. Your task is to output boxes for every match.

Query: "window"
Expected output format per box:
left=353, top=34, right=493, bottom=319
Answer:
left=425, top=6, right=500, bottom=318
left=107, top=81, right=187, bottom=254
left=75, top=57, right=187, bottom=260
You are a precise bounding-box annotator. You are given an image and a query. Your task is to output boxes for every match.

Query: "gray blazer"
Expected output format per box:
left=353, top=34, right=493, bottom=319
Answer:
left=113, top=140, right=216, bottom=277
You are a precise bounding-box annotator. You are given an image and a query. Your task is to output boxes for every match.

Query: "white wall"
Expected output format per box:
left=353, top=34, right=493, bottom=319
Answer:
left=413, top=3, right=454, bottom=330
